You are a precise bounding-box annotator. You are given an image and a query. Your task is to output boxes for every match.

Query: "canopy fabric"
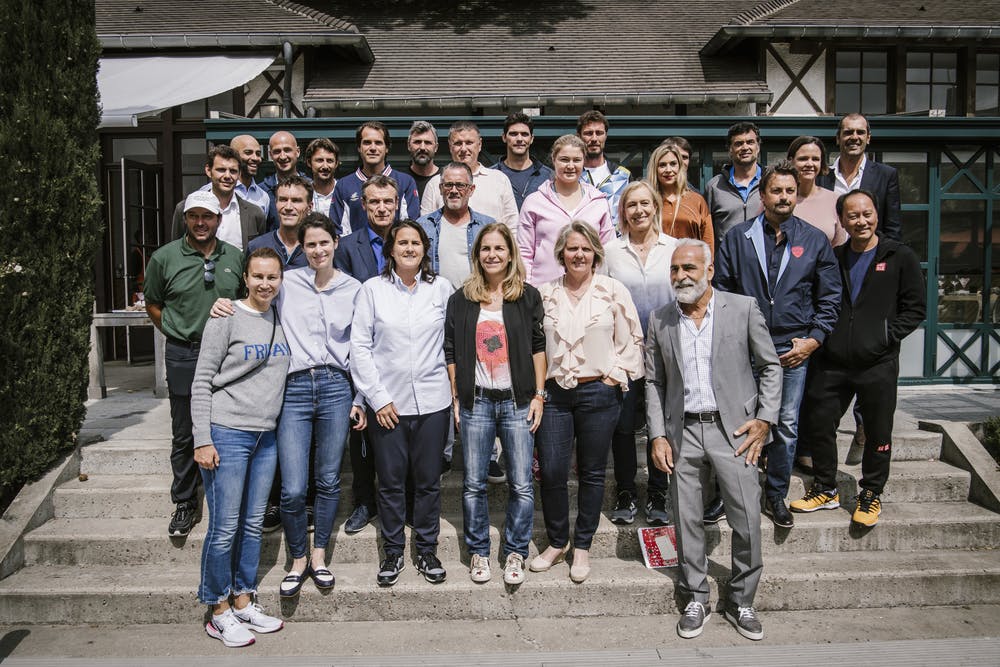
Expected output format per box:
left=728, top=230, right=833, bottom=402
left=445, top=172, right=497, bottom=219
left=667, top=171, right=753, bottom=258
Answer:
left=98, top=54, right=276, bottom=127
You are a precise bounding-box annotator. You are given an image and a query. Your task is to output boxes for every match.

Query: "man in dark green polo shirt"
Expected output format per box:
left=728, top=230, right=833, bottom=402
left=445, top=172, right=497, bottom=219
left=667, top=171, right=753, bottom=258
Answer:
left=145, top=190, right=243, bottom=536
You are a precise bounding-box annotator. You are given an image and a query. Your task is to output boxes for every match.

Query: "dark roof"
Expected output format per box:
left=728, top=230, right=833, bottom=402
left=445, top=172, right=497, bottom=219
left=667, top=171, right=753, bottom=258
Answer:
left=301, top=1, right=771, bottom=111
left=97, top=0, right=370, bottom=56
left=704, top=0, right=1000, bottom=54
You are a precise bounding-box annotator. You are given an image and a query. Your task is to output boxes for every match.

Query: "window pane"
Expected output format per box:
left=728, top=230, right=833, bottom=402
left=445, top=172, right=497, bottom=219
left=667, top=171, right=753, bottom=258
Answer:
left=931, top=84, right=957, bottom=114
left=990, top=272, right=1000, bottom=324
left=207, top=91, right=234, bottom=115
left=932, top=53, right=957, bottom=83
left=975, top=85, right=999, bottom=114
left=836, top=83, right=860, bottom=114
left=181, top=137, right=206, bottom=175
left=863, top=51, right=888, bottom=82
left=901, top=210, right=928, bottom=262
left=939, top=198, right=985, bottom=276
left=884, top=151, right=929, bottom=204
left=907, top=52, right=931, bottom=83
left=941, top=148, right=986, bottom=194
left=111, top=137, right=158, bottom=164
left=861, top=83, right=888, bottom=114
left=906, top=84, right=930, bottom=112
left=179, top=100, right=205, bottom=120
left=977, top=54, right=1000, bottom=84
left=837, top=51, right=861, bottom=82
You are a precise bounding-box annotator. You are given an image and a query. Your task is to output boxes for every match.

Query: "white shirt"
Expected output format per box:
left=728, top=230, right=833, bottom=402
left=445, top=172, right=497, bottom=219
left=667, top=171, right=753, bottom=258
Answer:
left=313, top=190, right=334, bottom=218
left=831, top=155, right=868, bottom=195
left=474, top=308, right=512, bottom=390
left=602, top=233, right=677, bottom=336
left=421, top=165, right=518, bottom=230
left=583, top=162, right=612, bottom=188
left=677, top=292, right=717, bottom=413
left=350, top=271, right=453, bottom=415
left=278, top=267, right=361, bottom=374
left=438, top=219, right=471, bottom=288
left=216, top=197, right=243, bottom=250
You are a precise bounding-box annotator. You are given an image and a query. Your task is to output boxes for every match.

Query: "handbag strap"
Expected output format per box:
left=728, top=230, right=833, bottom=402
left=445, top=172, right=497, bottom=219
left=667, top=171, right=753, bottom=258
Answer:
left=211, top=305, right=279, bottom=393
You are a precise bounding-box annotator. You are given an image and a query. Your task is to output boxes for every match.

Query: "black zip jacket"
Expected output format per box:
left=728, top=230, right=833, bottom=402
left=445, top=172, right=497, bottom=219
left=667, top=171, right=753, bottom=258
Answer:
left=821, top=238, right=925, bottom=369
left=444, top=284, right=545, bottom=410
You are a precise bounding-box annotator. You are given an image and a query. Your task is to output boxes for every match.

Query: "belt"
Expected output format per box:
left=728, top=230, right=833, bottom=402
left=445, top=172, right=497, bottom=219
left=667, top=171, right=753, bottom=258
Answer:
left=684, top=411, right=721, bottom=423
left=474, top=386, right=513, bottom=401
left=166, top=337, right=200, bottom=350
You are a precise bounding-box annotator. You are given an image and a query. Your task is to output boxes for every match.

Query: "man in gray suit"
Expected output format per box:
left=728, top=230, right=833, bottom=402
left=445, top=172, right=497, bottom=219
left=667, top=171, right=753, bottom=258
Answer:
left=171, top=145, right=266, bottom=251
left=645, top=238, right=781, bottom=641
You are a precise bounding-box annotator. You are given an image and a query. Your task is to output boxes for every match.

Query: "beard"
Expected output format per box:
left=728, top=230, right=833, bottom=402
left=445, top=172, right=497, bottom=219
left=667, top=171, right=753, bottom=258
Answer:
left=412, top=151, right=432, bottom=166
left=673, top=275, right=708, bottom=304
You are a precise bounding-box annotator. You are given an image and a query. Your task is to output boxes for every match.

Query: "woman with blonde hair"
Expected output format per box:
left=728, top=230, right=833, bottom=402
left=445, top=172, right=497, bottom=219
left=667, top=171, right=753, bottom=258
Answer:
left=602, top=181, right=677, bottom=526
left=518, top=134, right=614, bottom=286
left=646, top=143, right=714, bottom=253
left=445, top=222, right=546, bottom=586
left=531, top=220, right=644, bottom=583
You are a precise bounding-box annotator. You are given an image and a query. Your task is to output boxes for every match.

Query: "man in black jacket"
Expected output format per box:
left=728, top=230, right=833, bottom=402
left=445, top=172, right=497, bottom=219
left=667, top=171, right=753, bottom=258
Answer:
left=790, top=189, right=925, bottom=527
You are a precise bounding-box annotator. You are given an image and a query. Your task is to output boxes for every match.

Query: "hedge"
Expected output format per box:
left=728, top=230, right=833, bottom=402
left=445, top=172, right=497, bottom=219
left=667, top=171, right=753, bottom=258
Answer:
left=0, top=1, right=102, bottom=493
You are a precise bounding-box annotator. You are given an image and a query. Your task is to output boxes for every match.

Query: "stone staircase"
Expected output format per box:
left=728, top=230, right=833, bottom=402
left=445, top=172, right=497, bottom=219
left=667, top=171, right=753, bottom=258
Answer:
left=1, top=394, right=998, bottom=625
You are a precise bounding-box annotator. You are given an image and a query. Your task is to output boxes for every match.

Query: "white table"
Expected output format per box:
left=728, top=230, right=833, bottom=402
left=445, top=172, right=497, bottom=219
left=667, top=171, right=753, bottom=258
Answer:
left=89, top=311, right=167, bottom=399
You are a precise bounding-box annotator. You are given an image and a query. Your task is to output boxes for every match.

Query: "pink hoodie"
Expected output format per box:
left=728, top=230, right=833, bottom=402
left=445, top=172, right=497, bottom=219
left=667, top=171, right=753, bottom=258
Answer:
left=517, top=180, right=615, bottom=286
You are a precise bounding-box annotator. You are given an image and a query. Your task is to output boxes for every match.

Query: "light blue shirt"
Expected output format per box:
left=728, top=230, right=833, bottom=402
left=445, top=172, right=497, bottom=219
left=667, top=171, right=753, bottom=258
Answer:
left=278, top=267, right=361, bottom=375
left=677, top=292, right=717, bottom=412
left=350, top=271, right=453, bottom=415
left=728, top=165, right=761, bottom=204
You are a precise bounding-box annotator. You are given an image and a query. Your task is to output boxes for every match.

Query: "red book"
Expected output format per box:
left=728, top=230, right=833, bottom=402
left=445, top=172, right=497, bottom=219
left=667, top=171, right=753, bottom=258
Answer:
left=638, top=525, right=679, bottom=568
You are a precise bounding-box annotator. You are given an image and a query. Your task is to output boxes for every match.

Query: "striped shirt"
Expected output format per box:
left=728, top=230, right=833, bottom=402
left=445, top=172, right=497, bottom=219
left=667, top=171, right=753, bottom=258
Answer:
left=677, top=292, right=717, bottom=413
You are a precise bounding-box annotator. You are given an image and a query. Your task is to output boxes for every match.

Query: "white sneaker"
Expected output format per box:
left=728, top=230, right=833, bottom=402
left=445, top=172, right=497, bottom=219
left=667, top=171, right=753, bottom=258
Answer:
left=206, top=608, right=255, bottom=647
left=233, top=601, right=284, bottom=633
left=503, top=553, right=525, bottom=586
left=469, top=554, right=491, bottom=583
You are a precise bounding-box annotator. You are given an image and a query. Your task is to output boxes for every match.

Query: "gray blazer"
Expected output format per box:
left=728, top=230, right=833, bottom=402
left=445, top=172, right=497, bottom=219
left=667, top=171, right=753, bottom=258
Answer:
left=644, top=289, right=782, bottom=455
left=171, top=195, right=265, bottom=251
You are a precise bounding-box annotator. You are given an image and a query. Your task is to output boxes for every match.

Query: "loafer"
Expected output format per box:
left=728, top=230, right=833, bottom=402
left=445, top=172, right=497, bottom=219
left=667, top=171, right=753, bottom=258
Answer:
left=279, top=569, right=306, bottom=598
left=344, top=505, right=374, bottom=535
left=764, top=497, right=794, bottom=529
left=702, top=496, right=726, bottom=524
left=310, top=565, right=335, bottom=590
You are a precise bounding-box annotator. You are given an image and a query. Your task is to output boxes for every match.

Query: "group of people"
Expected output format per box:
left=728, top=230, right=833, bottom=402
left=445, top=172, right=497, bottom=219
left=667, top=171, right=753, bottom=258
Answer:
left=142, top=110, right=924, bottom=647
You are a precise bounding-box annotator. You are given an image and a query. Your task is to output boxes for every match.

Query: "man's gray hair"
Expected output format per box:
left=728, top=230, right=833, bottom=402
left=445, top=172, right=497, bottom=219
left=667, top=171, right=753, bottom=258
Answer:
left=674, top=237, right=712, bottom=266
left=410, top=120, right=437, bottom=137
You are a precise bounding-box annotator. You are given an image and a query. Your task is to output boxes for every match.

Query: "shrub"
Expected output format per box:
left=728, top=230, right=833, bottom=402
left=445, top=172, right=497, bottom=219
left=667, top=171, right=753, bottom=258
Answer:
left=0, top=1, right=102, bottom=494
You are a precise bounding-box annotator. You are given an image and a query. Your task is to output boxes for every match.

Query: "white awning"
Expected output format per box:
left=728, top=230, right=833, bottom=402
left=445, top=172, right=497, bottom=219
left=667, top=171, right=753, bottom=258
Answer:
left=98, top=54, right=277, bottom=127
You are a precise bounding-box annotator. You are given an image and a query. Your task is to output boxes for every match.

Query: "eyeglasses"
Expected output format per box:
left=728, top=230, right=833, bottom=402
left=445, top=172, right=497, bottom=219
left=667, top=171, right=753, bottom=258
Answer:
left=203, top=260, right=216, bottom=284
left=441, top=182, right=471, bottom=192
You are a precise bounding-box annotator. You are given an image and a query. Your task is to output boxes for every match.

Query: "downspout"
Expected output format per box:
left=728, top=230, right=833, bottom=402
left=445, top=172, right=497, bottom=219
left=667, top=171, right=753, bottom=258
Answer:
left=282, top=41, right=294, bottom=118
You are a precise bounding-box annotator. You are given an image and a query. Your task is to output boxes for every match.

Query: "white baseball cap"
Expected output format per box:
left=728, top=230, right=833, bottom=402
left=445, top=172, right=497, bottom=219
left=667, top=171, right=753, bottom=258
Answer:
left=183, top=190, right=222, bottom=214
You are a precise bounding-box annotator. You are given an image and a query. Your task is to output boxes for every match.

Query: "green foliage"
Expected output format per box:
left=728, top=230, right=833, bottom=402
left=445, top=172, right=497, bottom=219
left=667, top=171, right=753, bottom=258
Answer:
left=0, top=1, right=102, bottom=491
left=983, top=416, right=1000, bottom=466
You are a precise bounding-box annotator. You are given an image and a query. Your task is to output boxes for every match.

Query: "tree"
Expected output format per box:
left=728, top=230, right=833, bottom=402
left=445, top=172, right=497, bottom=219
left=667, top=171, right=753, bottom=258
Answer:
left=0, top=1, right=102, bottom=494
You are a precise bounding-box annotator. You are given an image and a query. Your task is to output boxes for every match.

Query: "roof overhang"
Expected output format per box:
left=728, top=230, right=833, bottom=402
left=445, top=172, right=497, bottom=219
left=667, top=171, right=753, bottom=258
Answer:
left=702, top=24, right=1000, bottom=55
left=99, top=31, right=374, bottom=63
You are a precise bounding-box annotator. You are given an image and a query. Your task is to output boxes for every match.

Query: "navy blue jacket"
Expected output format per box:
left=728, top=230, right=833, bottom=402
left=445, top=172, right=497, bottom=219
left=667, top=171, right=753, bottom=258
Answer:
left=330, top=166, right=420, bottom=237
left=714, top=214, right=842, bottom=346
left=817, top=159, right=901, bottom=242
left=334, top=226, right=383, bottom=283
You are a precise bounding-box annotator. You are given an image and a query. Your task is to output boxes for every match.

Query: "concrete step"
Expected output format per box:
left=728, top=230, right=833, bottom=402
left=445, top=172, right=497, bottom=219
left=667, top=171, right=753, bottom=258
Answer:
left=786, top=459, right=971, bottom=504
left=25, top=501, right=1000, bottom=566
left=1, top=548, right=998, bottom=625
left=833, top=429, right=942, bottom=461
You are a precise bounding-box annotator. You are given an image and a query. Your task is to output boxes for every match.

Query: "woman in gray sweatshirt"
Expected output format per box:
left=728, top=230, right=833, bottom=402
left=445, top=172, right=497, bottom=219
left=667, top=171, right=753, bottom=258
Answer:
left=191, top=247, right=291, bottom=648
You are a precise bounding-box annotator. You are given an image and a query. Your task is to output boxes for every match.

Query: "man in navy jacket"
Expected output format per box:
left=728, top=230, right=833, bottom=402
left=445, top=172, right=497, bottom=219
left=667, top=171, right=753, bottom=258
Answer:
left=790, top=189, right=924, bottom=527
left=714, top=161, right=842, bottom=529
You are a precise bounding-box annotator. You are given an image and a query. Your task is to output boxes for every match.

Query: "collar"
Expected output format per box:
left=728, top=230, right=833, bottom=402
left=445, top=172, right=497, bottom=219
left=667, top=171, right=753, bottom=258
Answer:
left=390, top=270, right=423, bottom=290
left=181, top=235, right=223, bottom=258
left=728, top=164, right=762, bottom=187
left=675, top=290, right=715, bottom=319
left=355, top=164, right=393, bottom=181
left=367, top=226, right=386, bottom=245
left=833, top=154, right=868, bottom=179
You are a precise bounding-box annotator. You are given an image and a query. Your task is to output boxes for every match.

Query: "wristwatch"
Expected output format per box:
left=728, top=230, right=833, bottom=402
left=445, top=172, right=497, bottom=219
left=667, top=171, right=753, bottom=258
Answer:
left=534, top=389, right=549, bottom=402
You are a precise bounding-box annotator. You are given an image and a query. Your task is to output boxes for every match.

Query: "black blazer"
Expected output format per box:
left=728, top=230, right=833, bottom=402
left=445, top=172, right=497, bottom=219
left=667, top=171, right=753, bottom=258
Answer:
left=444, top=284, right=546, bottom=410
left=817, top=158, right=901, bottom=242
left=334, top=227, right=381, bottom=283
left=171, top=195, right=266, bottom=250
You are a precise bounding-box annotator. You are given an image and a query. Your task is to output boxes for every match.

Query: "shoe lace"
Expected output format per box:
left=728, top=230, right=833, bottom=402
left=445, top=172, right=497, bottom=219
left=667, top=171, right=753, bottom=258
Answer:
left=421, top=552, right=442, bottom=570
left=506, top=553, right=524, bottom=570
left=683, top=601, right=704, bottom=618
left=615, top=491, right=633, bottom=510
left=472, top=554, right=489, bottom=570
left=858, top=489, right=879, bottom=512
left=651, top=492, right=667, bottom=511
left=803, top=486, right=829, bottom=501
left=380, top=555, right=400, bottom=572
left=239, top=602, right=264, bottom=619
left=214, top=610, right=241, bottom=632
left=737, top=606, right=758, bottom=621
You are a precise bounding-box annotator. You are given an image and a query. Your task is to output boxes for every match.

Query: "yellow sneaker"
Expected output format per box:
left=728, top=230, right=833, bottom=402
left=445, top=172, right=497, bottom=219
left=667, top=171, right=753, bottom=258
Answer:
left=790, top=486, right=840, bottom=513
left=852, top=489, right=882, bottom=526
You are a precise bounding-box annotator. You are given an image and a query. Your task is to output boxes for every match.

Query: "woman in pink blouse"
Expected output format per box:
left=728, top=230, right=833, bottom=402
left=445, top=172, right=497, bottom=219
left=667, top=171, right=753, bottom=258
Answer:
left=517, top=135, right=615, bottom=286
left=529, top=221, right=644, bottom=583
left=787, top=136, right=847, bottom=247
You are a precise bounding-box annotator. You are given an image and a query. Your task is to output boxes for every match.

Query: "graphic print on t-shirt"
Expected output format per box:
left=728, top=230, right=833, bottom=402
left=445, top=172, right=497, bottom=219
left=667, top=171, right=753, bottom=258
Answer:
left=475, top=315, right=511, bottom=389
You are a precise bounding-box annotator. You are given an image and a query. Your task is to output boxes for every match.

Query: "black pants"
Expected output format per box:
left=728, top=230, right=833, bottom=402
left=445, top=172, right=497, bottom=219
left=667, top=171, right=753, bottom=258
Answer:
left=165, top=340, right=200, bottom=506
left=800, top=355, right=898, bottom=495
left=369, top=408, right=449, bottom=555
left=611, top=378, right=669, bottom=496
left=349, top=428, right=378, bottom=512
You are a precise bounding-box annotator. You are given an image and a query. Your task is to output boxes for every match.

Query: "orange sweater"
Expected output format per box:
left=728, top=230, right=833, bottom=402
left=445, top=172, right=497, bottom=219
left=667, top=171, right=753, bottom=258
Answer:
left=661, top=190, right=714, bottom=255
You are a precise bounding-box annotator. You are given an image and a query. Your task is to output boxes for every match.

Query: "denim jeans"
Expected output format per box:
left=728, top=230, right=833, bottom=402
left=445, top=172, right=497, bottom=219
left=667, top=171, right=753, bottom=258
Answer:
left=764, top=342, right=810, bottom=501
left=198, top=425, right=276, bottom=605
left=277, top=366, right=353, bottom=558
left=536, top=379, right=622, bottom=550
left=611, top=378, right=668, bottom=497
left=460, top=395, right=535, bottom=559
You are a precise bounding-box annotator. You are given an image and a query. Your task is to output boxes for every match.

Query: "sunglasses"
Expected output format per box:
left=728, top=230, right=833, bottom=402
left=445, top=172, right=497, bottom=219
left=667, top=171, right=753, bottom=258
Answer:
left=204, top=260, right=216, bottom=285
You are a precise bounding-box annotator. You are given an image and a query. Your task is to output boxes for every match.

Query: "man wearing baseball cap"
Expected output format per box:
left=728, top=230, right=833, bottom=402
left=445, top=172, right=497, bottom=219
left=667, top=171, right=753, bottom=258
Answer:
left=145, top=190, right=245, bottom=537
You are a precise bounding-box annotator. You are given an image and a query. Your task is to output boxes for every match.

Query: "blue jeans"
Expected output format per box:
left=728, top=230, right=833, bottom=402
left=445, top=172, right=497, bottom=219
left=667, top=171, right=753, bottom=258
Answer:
left=764, top=343, right=810, bottom=500
left=536, top=379, right=622, bottom=550
left=277, top=366, right=353, bottom=558
left=460, top=395, right=535, bottom=559
left=198, top=425, right=276, bottom=605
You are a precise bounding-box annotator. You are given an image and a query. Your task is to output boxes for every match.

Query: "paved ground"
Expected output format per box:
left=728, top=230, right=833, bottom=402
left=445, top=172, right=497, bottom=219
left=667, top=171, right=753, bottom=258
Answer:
left=896, top=383, right=1000, bottom=423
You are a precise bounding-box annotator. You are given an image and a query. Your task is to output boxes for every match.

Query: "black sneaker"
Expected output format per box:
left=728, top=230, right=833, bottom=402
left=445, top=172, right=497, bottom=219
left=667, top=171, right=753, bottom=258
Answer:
left=261, top=504, right=282, bottom=533
left=725, top=602, right=764, bottom=641
left=645, top=491, right=671, bottom=526
left=764, top=497, right=794, bottom=529
left=376, top=553, right=405, bottom=587
left=610, top=491, right=637, bottom=525
left=487, top=460, right=507, bottom=484
left=306, top=505, right=315, bottom=533
left=168, top=501, right=196, bottom=537
left=441, top=458, right=452, bottom=475
left=416, top=552, right=447, bottom=584
left=344, top=505, right=375, bottom=534
left=702, top=496, right=726, bottom=524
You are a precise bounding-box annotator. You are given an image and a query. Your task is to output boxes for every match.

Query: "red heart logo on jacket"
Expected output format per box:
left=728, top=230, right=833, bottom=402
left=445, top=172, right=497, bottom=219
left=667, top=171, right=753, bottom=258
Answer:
left=791, top=246, right=804, bottom=258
